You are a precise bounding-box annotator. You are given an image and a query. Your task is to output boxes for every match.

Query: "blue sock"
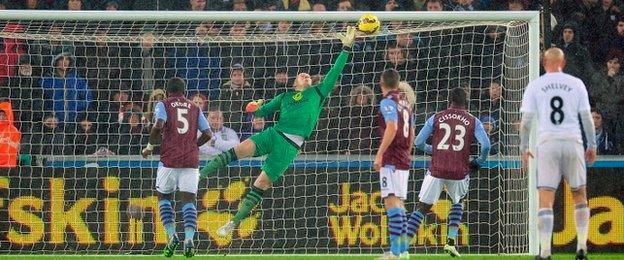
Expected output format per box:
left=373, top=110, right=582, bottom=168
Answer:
left=182, top=202, right=197, bottom=242
left=406, top=210, right=424, bottom=239
left=400, top=208, right=409, bottom=253
left=158, top=199, right=176, bottom=239
left=387, top=207, right=403, bottom=256
left=448, top=203, right=463, bottom=241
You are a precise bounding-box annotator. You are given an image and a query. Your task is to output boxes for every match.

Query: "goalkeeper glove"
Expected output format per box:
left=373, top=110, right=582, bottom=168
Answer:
left=245, top=99, right=264, bottom=113
left=337, top=26, right=356, bottom=49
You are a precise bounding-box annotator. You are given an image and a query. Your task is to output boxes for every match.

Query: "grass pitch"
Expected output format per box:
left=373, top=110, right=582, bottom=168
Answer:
left=1, top=254, right=623, bottom=260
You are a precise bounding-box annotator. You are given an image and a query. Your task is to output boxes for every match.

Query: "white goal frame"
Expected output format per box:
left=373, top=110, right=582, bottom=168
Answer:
left=0, top=10, right=540, bottom=255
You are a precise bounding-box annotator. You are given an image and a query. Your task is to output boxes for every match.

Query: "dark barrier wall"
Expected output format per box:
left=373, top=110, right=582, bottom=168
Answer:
left=0, top=167, right=621, bottom=254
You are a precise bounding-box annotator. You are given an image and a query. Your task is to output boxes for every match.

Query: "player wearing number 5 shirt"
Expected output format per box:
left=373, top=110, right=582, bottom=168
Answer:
left=405, top=87, right=490, bottom=257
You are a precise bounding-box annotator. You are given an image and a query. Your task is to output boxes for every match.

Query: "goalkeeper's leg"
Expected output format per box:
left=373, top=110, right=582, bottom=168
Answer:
left=199, top=139, right=256, bottom=178
left=218, top=172, right=271, bottom=237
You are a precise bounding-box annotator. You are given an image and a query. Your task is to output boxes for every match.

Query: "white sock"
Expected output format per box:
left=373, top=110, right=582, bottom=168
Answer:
left=574, top=203, right=590, bottom=252
left=538, top=208, right=554, bottom=258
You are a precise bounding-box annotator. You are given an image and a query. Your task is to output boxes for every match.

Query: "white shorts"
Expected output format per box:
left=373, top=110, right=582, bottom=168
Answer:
left=537, top=140, right=586, bottom=191
left=418, top=171, right=469, bottom=205
left=380, top=166, right=410, bottom=200
left=155, top=167, right=199, bottom=194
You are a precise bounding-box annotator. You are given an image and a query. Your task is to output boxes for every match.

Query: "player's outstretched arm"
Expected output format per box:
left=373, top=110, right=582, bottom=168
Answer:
left=473, top=118, right=491, bottom=166
left=253, top=94, right=284, bottom=118
left=316, top=26, right=355, bottom=98
left=414, top=115, right=434, bottom=154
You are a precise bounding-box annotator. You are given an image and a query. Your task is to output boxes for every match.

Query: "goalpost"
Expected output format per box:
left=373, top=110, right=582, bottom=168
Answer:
left=0, top=10, right=539, bottom=255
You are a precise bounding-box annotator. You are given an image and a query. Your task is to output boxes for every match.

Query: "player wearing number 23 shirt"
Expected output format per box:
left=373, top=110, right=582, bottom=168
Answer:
left=403, top=87, right=490, bottom=258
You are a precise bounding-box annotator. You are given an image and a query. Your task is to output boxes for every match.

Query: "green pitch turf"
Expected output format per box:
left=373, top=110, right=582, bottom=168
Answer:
left=1, top=254, right=623, bottom=260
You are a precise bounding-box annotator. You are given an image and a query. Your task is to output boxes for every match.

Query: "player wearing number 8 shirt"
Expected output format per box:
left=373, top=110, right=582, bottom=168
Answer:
left=141, top=77, right=213, bottom=258
left=404, top=87, right=490, bottom=257
left=520, top=48, right=596, bottom=260
left=373, top=70, right=415, bottom=260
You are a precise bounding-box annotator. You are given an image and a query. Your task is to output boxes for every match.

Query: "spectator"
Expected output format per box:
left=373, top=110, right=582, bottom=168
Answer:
left=30, top=114, right=64, bottom=155
left=232, top=0, right=248, bottom=11
left=481, top=115, right=500, bottom=155
left=3, top=55, right=44, bottom=132
left=24, top=0, right=41, bottom=9
left=507, top=0, right=527, bottom=11
left=0, top=23, right=26, bottom=86
left=32, top=23, right=75, bottom=76
left=482, top=81, right=502, bottom=119
left=336, top=0, right=354, bottom=11
left=67, top=115, right=98, bottom=155
left=173, top=23, right=221, bottom=99
left=142, top=89, right=166, bottom=125
left=454, top=0, right=475, bottom=11
left=589, top=50, right=624, bottom=122
left=110, top=109, right=146, bottom=155
left=199, top=108, right=240, bottom=156
left=66, top=0, right=83, bottom=10
left=394, top=33, right=418, bottom=58
left=229, top=23, right=248, bottom=38
left=279, top=0, right=312, bottom=10
left=188, top=0, right=207, bottom=11
left=81, top=30, right=122, bottom=105
left=340, top=84, right=378, bottom=154
left=127, top=31, right=170, bottom=94
left=383, top=45, right=416, bottom=83
left=0, top=102, right=20, bottom=167
left=312, top=3, right=326, bottom=11
left=590, top=108, right=618, bottom=155
left=276, top=21, right=293, bottom=34
left=241, top=116, right=266, bottom=141
left=425, top=0, right=444, bottom=11
left=218, top=63, right=256, bottom=131
left=191, top=92, right=209, bottom=111
left=596, top=16, right=624, bottom=63
left=40, top=52, right=92, bottom=122
left=263, top=68, right=290, bottom=98
left=555, top=23, right=593, bottom=83
left=105, top=0, right=119, bottom=10
left=589, top=0, right=621, bottom=47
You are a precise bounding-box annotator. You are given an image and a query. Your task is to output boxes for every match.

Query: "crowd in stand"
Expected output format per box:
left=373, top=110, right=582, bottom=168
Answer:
left=0, top=0, right=623, bottom=166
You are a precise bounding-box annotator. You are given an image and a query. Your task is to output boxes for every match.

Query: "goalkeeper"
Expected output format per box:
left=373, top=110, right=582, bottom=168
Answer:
left=199, top=26, right=356, bottom=237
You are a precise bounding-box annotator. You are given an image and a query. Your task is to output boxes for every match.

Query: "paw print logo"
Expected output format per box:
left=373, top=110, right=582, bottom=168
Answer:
left=197, top=179, right=260, bottom=247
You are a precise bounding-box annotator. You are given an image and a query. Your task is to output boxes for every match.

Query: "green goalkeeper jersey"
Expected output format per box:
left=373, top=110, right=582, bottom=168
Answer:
left=253, top=50, right=350, bottom=139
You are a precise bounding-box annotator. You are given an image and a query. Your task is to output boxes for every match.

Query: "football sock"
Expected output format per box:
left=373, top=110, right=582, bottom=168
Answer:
left=400, top=208, right=409, bottom=253
left=158, top=199, right=176, bottom=240
left=447, top=203, right=463, bottom=242
left=232, top=185, right=265, bottom=224
left=387, top=207, right=403, bottom=256
left=200, top=148, right=238, bottom=178
left=574, top=203, right=589, bottom=252
left=406, top=210, right=425, bottom=240
left=538, top=208, right=554, bottom=258
left=182, top=202, right=197, bottom=243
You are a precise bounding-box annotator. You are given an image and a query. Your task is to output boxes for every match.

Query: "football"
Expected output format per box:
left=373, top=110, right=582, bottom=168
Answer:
left=357, top=13, right=381, bottom=34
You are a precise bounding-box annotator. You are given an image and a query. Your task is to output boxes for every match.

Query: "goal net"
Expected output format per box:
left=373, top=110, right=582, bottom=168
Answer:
left=0, top=11, right=538, bottom=255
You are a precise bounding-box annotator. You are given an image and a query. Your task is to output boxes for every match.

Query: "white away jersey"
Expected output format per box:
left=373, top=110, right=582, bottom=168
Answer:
left=520, top=72, right=591, bottom=144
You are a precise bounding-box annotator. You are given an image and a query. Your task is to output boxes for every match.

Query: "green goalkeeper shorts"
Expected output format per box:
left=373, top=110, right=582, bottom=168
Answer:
left=249, top=127, right=300, bottom=182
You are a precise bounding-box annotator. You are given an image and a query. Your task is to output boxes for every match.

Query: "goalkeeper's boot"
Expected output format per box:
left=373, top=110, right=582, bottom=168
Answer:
left=375, top=252, right=399, bottom=260
left=183, top=239, right=195, bottom=258
left=399, top=252, right=410, bottom=259
left=163, top=235, right=180, bottom=257
left=443, top=238, right=461, bottom=257
left=218, top=220, right=237, bottom=237
left=576, top=249, right=588, bottom=260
